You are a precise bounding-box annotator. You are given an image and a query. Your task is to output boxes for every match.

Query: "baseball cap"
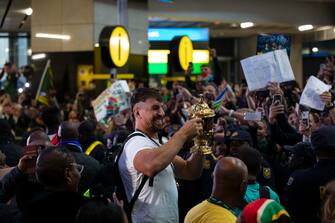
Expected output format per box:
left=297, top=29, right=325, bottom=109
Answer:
left=311, top=125, right=335, bottom=151
left=224, top=125, right=253, bottom=145
left=283, top=142, right=315, bottom=160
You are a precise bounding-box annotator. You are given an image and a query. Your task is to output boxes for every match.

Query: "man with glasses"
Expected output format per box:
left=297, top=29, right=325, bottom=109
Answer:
left=20, top=148, right=86, bottom=223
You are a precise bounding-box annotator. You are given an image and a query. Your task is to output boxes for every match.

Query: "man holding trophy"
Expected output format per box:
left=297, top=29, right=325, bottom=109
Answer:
left=118, top=88, right=212, bottom=223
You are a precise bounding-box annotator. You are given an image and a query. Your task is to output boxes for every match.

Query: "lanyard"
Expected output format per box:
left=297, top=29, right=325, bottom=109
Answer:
left=207, top=197, right=238, bottom=216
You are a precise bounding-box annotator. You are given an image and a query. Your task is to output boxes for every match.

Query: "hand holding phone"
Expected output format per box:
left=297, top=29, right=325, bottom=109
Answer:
left=21, top=145, right=39, bottom=175
left=272, top=94, right=282, bottom=106
left=301, top=111, right=309, bottom=129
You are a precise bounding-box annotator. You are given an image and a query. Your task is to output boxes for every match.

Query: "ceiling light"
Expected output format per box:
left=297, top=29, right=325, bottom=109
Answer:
left=32, top=53, right=46, bottom=60
left=27, top=49, right=32, bottom=56
left=94, top=43, right=99, bottom=47
left=18, top=88, right=23, bottom=94
left=316, top=26, right=332, bottom=31
left=25, top=8, right=33, bottom=16
left=159, top=0, right=175, bottom=3
left=25, top=82, right=30, bottom=88
left=298, top=24, right=313, bottom=31
left=35, top=33, right=71, bottom=40
left=240, top=22, right=254, bottom=29
left=312, top=47, right=319, bottom=53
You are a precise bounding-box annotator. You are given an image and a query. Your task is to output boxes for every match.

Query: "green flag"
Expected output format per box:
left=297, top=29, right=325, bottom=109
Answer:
left=35, top=60, right=55, bottom=105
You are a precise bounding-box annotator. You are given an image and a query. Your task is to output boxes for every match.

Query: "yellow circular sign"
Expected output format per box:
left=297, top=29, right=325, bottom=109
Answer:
left=178, top=36, right=193, bottom=71
left=109, top=26, right=130, bottom=67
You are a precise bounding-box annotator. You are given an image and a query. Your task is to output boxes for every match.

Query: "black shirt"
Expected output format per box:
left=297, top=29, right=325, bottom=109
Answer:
left=284, top=159, right=335, bottom=223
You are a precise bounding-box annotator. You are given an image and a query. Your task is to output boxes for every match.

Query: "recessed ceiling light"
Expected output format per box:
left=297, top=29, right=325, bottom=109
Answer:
left=25, top=8, right=33, bottom=16
left=298, top=24, right=313, bottom=31
left=316, top=26, right=332, bottom=31
left=36, top=33, right=71, bottom=40
left=32, top=53, right=46, bottom=60
left=240, top=22, right=254, bottom=29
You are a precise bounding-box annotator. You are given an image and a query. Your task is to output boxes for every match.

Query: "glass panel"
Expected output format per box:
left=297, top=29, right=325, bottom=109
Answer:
left=17, top=37, right=28, bottom=67
left=0, top=36, right=9, bottom=66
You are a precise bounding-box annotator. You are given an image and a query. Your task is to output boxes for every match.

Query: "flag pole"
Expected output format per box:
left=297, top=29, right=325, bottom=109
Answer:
left=35, top=59, right=51, bottom=100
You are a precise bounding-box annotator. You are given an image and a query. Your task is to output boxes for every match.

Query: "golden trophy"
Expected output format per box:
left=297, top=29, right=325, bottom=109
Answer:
left=189, top=95, right=215, bottom=155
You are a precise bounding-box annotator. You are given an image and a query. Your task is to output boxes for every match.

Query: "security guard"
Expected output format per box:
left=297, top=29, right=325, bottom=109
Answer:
left=224, top=126, right=276, bottom=190
left=284, top=125, right=335, bottom=223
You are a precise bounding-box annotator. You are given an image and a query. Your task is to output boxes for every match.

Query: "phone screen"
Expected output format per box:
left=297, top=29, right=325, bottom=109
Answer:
left=301, top=111, right=309, bottom=128
left=272, top=94, right=282, bottom=105
left=244, top=111, right=262, bottom=121
left=24, top=145, right=38, bottom=157
left=23, top=145, right=39, bottom=170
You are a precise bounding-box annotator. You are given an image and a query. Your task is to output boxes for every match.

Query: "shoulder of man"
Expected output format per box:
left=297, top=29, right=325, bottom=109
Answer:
left=286, top=168, right=310, bottom=188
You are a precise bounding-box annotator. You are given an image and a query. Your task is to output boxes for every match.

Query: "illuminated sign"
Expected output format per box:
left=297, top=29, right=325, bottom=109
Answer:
left=148, top=28, right=209, bottom=41
left=99, top=26, right=130, bottom=68
left=170, top=36, right=194, bottom=71
left=148, top=48, right=209, bottom=75
left=148, top=50, right=170, bottom=74
left=192, top=50, right=210, bottom=73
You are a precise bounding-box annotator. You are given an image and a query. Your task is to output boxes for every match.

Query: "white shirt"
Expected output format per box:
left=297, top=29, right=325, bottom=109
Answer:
left=118, top=133, right=178, bottom=223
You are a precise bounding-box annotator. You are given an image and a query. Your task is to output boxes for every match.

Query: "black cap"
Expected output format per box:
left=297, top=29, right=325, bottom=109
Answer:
left=224, top=126, right=252, bottom=145
left=311, top=125, right=335, bottom=151
left=284, top=142, right=315, bottom=160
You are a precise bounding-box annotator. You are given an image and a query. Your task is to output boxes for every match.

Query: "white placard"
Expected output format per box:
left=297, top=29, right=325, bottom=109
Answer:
left=299, top=76, right=331, bottom=111
left=92, top=80, right=130, bottom=126
left=240, top=49, right=295, bottom=91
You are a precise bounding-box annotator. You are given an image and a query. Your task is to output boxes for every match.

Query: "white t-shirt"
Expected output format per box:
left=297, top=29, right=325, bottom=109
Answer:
left=118, top=133, right=178, bottom=223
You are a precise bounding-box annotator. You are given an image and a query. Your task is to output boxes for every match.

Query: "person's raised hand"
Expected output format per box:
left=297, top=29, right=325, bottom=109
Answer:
left=113, top=193, right=128, bottom=223
left=210, top=48, right=217, bottom=58
left=267, top=82, right=283, bottom=96
left=178, top=118, right=203, bottom=139
left=298, top=119, right=310, bottom=137
left=268, top=104, right=285, bottom=124
left=185, top=63, right=193, bottom=76
left=320, top=91, right=332, bottom=105
left=18, top=155, right=36, bottom=175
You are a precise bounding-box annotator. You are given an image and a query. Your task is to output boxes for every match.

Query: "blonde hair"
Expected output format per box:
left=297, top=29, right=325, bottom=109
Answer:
left=322, top=180, right=335, bottom=223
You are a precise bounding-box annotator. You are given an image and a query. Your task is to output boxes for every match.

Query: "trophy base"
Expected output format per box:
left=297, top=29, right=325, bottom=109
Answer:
left=190, top=145, right=212, bottom=155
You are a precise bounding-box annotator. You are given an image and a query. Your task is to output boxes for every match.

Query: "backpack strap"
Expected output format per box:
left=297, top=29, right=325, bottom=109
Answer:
left=85, top=140, right=102, bottom=156
left=259, top=186, right=270, bottom=199
left=116, top=131, right=161, bottom=215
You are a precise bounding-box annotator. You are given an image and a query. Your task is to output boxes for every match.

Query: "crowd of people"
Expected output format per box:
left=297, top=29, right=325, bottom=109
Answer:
left=0, top=51, right=335, bottom=223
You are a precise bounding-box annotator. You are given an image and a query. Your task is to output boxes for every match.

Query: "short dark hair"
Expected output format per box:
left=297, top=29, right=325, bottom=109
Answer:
left=60, top=121, right=79, bottom=140
left=4, top=62, right=12, bottom=67
left=41, top=106, right=61, bottom=128
left=131, top=88, right=162, bottom=110
left=36, top=148, right=75, bottom=189
left=232, top=146, right=262, bottom=177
